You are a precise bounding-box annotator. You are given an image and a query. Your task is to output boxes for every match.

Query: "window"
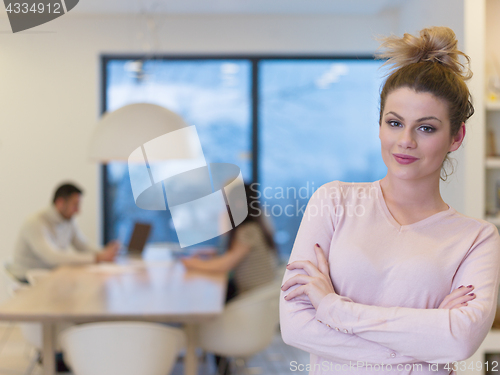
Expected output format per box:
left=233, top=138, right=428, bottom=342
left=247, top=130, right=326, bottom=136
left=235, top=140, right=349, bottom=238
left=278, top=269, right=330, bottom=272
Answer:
left=102, top=56, right=386, bottom=258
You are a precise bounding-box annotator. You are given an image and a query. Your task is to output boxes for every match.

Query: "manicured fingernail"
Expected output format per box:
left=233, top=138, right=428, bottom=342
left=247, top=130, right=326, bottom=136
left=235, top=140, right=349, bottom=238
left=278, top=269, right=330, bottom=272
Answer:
left=284, top=295, right=288, bottom=300
left=469, top=293, right=475, bottom=297
left=462, top=302, right=468, bottom=305
left=467, top=285, right=473, bottom=288
left=458, top=285, right=464, bottom=289
left=315, top=243, right=320, bottom=248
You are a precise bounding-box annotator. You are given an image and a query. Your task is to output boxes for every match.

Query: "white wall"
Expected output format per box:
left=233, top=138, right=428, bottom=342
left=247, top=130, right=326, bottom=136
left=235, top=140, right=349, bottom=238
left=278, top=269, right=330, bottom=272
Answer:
left=485, top=0, right=500, bottom=73
left=464, top=0, right=486, bottom=219
left=485, top=0, right=500, bottom=216
left=399, top=0, right=464, bottom=40
left=0, top=11, right=399, bottom=300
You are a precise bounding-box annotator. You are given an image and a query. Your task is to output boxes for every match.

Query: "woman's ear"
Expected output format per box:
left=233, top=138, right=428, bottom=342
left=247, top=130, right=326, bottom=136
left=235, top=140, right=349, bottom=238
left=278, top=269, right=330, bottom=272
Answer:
left=448, top=123, right=466, bottom=153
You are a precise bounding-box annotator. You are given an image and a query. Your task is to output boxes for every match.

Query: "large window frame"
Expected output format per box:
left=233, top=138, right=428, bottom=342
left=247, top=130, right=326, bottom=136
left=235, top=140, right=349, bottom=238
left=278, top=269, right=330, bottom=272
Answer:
left=100, top=54, right=376, bottom=244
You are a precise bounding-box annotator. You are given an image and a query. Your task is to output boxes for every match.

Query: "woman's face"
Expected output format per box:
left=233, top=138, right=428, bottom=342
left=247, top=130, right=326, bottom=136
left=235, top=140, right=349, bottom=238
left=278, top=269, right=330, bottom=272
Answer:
left=379, top=87, right=465, bottom=181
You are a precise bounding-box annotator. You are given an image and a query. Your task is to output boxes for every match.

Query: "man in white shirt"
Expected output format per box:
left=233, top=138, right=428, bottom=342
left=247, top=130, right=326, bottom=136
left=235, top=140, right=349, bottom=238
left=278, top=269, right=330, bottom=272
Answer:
left=10, top=183, right=119, bottom=281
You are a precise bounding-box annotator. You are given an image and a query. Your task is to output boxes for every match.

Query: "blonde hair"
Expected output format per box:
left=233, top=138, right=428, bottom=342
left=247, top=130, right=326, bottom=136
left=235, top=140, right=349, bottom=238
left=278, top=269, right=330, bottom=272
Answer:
left=377, top=27, right=472, bottom=80
left=376, top=27, right=474, bottom=181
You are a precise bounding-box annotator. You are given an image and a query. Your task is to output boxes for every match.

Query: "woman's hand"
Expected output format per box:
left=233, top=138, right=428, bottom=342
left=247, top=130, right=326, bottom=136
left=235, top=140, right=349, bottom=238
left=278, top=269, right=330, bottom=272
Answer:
left=180, top=256, right=205, bottom=270
left=281, top=243, right=335, bottom=309
left=438, top=285, right=476, bottom=309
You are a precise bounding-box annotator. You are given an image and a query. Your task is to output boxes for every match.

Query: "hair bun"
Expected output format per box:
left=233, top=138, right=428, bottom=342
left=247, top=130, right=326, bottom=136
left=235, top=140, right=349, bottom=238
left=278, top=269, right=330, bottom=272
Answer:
left=376, top=26, right=472, bottom=80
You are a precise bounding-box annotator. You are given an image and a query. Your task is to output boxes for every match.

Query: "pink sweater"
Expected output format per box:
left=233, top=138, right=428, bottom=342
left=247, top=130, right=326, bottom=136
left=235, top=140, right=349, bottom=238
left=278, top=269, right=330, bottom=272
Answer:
left=280, top=180, right=500, bottom=375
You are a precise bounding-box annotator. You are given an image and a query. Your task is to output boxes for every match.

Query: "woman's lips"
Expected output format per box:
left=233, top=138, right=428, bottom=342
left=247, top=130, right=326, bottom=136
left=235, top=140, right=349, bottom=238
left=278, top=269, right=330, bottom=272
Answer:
left=393, top=153, right=419, bottom=164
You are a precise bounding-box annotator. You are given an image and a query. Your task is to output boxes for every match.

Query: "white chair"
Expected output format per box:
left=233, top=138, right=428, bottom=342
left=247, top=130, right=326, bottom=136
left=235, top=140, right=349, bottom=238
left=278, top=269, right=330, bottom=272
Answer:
left=8, top=267, right=64, bottom=352
left=3, top=262, right=25, bottom=294
left=2, top=263, right=26, bottom=325
left=0, top=262, right=33, bottom=375
left=60, top=321, right=186, bottom=375
left=3, top=284, right=42, bottom=375
left=6, top=278, right=66, bottom=375
left=197, top=280, right=281, bottom=374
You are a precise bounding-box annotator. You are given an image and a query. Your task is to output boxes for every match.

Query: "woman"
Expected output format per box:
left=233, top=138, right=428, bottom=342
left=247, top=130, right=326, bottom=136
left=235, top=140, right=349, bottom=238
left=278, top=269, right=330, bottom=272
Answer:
left=280, top=27, right=500, bottom=375
left=183, top=183, right=278, bottom=375
left=182, top=183, right=277, bottom=300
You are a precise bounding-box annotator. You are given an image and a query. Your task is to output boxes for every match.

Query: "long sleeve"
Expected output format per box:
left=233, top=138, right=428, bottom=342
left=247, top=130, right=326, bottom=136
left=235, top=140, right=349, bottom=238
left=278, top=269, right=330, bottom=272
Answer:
left=71, top=221, right=100, bottom=254
left=24, top=219, right=96, bottom=267
left=280, top=182, right=421, bottom=365
left=315, top=222, right=500, bottom=363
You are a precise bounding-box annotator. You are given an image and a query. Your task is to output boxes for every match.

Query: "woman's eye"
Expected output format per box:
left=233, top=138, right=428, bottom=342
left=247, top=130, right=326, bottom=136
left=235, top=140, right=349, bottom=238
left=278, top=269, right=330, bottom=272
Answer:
left=388, top=120, right=401, bottom=127
left=419, top=126, right=435, bottom=133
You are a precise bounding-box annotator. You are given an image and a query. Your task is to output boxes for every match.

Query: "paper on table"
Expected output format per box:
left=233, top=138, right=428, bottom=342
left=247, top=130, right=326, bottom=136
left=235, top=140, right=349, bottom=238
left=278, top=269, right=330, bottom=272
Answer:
left=85, top=263, right=143, bottom=274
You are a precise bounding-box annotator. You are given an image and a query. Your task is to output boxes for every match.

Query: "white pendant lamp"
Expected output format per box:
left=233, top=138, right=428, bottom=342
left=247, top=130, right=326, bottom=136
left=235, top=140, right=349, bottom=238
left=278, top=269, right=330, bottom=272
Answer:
left=89, top=103, right=199, bottom=162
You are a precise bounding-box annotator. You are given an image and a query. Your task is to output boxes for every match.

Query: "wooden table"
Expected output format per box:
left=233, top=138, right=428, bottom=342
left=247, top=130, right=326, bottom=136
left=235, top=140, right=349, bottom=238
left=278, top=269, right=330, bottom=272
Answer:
left=0, top=252, right=227, bottom=375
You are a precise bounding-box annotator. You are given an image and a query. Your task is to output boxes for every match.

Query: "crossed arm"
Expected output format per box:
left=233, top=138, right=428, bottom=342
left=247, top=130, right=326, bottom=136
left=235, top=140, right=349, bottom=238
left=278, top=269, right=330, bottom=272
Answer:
left=279, top=183, right=500, bottom=365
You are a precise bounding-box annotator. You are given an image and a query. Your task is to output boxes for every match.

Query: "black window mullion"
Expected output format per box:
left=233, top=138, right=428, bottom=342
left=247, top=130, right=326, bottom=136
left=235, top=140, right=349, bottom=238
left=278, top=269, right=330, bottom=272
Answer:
left=252, top=58, right=259, bottom=185
left=100, top=56, right=109, bottom=245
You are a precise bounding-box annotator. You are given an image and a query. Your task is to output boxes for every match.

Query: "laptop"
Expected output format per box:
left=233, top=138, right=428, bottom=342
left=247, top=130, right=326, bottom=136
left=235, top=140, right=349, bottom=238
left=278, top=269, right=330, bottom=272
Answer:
left=126, top=223, right=152, bottom=256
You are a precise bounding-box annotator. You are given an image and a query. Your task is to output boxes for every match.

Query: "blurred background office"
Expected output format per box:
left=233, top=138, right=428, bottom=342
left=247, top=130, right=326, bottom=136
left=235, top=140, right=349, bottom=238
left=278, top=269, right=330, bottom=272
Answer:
left=1, top=0, right=483, bottom=301
left=0, top=4, right=496, bottom=373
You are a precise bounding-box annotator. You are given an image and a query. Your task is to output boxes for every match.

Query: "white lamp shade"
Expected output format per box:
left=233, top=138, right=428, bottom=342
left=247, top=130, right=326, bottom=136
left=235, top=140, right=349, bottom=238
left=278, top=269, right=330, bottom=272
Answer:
left=89, top=103, right=193, bottom=162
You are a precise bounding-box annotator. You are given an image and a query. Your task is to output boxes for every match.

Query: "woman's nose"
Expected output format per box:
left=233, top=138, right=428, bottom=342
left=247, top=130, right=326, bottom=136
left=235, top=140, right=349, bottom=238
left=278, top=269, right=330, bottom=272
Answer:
left=398, top=129, right=417, bottom=149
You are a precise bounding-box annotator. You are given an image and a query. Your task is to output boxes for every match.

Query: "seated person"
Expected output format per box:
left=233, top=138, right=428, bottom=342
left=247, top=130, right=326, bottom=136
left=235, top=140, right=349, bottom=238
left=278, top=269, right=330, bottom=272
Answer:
left=182, top=183, right=278, bottom=375
left=181, top=183, right=278, bottom=300
left=10, top=182, right=119, bottom=282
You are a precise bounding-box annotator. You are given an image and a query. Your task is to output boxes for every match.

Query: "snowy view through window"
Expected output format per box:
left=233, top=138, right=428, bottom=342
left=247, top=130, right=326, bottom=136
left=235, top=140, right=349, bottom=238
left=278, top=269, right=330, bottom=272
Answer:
left=103, top=58, right=386, bottom=258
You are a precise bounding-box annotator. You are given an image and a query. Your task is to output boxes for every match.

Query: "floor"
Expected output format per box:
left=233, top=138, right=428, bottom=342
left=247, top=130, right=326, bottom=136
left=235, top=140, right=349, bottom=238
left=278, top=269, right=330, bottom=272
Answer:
left=0, top=324, right=309, bottom=375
